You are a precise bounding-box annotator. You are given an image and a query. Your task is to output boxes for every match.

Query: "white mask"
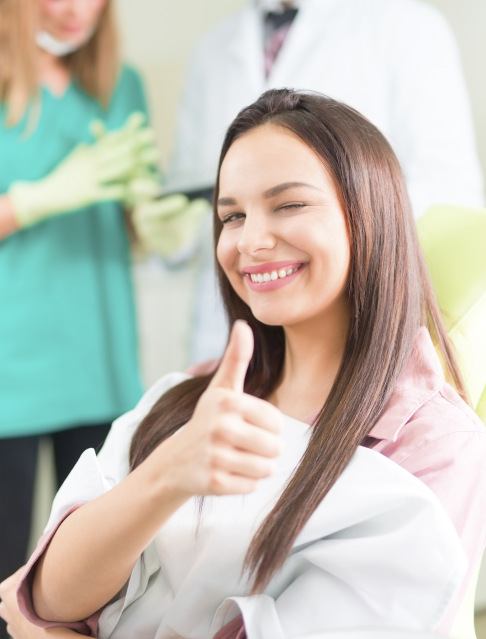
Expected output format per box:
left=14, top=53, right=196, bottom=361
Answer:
left=36, top=29, right=93, bottom=57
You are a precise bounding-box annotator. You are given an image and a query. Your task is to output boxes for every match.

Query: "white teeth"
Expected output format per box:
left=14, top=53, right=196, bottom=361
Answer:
left=249, top=265, right=300, bottom=284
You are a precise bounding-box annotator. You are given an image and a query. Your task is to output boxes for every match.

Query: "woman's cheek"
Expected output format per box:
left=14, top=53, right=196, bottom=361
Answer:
left=216, top=235, right=226, bottom=269
left=216, top=233, right=235, bottom=275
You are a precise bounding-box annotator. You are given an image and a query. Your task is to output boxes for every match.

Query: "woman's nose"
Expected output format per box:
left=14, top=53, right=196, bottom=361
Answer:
left=236, top=215, right=276, bottom=255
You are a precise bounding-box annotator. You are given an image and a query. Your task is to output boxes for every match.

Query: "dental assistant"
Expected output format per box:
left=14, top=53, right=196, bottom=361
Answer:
left=167, top=0, right=484, bottom=364
left=0, top=0, right=157, bottom=613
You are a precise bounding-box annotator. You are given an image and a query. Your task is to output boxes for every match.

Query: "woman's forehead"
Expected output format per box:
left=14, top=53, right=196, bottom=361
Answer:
left=219, top=124, right=334, bottom=195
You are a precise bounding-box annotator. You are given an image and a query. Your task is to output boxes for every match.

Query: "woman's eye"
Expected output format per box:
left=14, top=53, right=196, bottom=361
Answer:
left=277, top=202, right=306, bottom=211
left=221, top=212, right=245, bottom=225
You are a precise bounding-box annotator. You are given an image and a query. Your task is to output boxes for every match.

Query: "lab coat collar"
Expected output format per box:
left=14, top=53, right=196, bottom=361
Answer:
left=228, top=1, right=344, bottom=91
left=268, top=0, right=343, bottom=85
left=369, top=327, right=445, bottom=442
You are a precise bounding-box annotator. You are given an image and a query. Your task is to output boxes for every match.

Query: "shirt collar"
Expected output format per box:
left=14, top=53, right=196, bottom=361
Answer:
left=369, top=327, right=444, bottom=442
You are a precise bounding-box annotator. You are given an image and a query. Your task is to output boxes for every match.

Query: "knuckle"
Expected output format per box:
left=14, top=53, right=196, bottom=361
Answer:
left=210, top=420, right=224, bottom=441
left=208, top=447, right=224, bottom=469
left=213, top=415, right=233, bottom=439
left=209, top=470, right=225, bottom=494
left=214, top=389, right=234, bottom=412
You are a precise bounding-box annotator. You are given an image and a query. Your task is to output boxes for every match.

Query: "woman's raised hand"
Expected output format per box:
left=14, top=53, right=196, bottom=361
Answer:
left=161, top=321, right=283, bottom=497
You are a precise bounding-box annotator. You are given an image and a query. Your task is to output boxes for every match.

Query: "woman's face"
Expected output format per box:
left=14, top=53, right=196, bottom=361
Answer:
left=39, top=0, right=107, bottom=45
left=216, top=123, right=351, bottom=329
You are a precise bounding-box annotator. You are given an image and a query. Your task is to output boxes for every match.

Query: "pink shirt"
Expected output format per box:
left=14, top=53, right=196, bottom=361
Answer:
left=19, top=327, right=486, bottom=638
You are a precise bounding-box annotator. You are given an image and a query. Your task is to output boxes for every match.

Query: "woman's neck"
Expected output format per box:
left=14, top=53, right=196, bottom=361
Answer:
left=270, top=301, right=350, bottom=423
left=38, top=49, right=71, bottom=95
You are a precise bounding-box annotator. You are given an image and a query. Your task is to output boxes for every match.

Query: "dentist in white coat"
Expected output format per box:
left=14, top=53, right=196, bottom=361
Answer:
left=167, top=0, right=484, bottom=365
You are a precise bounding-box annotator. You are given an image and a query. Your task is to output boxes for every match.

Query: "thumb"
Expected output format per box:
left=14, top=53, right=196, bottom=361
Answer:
left=210, top=320, right=254, bottom=392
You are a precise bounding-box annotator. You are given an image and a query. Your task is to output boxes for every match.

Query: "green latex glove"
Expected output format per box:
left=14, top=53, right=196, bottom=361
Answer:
left=9, top=112, right=158, bottom=227
left=123, top=168, right=162, bottom=208
left=90, top=115, right=161, bottom=208
left=132, top=194, right=210, bottom=259
left=418, top=205, right=486, bottom=421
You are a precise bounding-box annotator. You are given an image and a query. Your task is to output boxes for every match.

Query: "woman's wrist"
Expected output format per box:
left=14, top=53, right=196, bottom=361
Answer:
left=136, top=430, right=192, bottom=513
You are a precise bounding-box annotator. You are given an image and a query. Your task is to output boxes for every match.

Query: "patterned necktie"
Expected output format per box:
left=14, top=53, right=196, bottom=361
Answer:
left=263, top=7, right=298, bottom=78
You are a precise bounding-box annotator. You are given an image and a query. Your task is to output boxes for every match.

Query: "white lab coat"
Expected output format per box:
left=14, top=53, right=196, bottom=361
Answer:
left=40, top=372, right=465, bottom=639
left=166, top=0, right=484, bottom=363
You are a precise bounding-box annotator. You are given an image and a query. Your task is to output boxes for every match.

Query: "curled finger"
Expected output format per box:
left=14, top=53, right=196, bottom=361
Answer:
left=217, top=417, right=282, bottom=459
left=223, top=393, right=283, bottom=434
left=212, top=446, right=276, bottom=480
left=209, top=470, right=259, bottom=496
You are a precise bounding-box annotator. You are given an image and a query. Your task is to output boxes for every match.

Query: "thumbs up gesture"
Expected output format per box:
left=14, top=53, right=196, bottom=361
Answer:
left=164, top=321, right=283, bottom=497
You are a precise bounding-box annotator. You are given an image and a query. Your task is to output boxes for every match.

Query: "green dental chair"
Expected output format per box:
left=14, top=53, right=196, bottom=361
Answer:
left=418, top=205, right=486, bottom=422
left=418, top=204, right=486, bottom=639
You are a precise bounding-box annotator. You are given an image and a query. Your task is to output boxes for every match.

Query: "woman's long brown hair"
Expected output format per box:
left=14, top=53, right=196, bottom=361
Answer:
left=130, top=89, right=465, bottom=593
left=0, top=0, right=119, bottom=126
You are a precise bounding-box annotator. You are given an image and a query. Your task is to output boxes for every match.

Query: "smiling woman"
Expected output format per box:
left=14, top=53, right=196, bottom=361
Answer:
left=11, top=89, right=486, bottom=639
left=216, top=127, right=350, bottom=334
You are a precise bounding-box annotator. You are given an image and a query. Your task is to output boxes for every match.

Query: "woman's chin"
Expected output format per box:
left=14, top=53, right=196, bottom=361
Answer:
left=249, top=307, right=293, bottom=327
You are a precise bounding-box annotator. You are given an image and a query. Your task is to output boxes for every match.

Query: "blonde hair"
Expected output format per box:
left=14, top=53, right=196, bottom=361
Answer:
left=0, top=0, right=119, bottom=126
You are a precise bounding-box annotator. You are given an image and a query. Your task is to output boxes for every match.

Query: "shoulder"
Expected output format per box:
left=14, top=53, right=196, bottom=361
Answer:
left=391, top=385, right=486, bottom=467
left=115, top=63, right=145, bottom=90
left=114, top=64, right=143, bottom=98
left=97, top=372, right=190, bottom=478
left=361, top=0, right=447, bottom=23
left=106, top=63, right=148, bottom=118
left=413, top=384, right=483, bottom=438
left=106, top=371, right=190, bottom=441
left=354, top=0, right=455, bottom=51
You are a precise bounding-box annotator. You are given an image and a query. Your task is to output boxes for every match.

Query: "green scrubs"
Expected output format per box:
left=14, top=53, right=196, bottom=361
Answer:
left=0, top=65, right=146, bottom=437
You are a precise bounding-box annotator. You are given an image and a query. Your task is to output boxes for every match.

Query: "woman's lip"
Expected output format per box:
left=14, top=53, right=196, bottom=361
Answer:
left=241, top=260, right=304, bottom=275
left=61, top=25, right=84, bottom=35
left=244, top=263, right=306, bottom=292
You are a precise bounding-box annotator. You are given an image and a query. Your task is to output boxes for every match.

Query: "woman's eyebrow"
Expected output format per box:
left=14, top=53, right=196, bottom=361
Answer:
left=217, top=196, right=237, bottom=207
left=217, top=182, right=321, bottom=207
left=262, top=181, right=322, bottom=198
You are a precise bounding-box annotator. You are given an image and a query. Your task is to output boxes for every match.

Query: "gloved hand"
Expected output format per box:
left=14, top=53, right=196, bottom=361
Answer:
left=132, top=194, right=210, bottom=259
left=122, top=168, right=162, bottom=208
left=9, top=112, right=158, bottom=228
left=90, top=115, right=162, bottom=209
